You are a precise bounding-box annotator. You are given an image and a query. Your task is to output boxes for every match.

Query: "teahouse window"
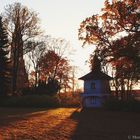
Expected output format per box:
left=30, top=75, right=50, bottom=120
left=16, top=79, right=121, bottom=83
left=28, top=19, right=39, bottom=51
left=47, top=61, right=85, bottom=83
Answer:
left=91, top=83, right=96, bottom=89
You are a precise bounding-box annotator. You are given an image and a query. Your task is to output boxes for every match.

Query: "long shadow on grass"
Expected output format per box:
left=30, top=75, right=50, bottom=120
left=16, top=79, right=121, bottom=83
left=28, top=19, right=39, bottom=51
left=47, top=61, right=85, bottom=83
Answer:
left=70, top=108, right=140, bottom=140
left=0, top=107, right=51, bottom=127
left=8, top=108, right=79, bottom=140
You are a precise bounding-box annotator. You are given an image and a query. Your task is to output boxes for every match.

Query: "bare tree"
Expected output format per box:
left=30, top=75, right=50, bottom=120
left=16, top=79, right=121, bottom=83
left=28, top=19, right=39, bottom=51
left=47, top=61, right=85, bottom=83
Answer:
left=27, top=41, right=45, bottom=87
left=44, top=36, right=72, bottom=57
left=3, top=2, right=42, bottom=94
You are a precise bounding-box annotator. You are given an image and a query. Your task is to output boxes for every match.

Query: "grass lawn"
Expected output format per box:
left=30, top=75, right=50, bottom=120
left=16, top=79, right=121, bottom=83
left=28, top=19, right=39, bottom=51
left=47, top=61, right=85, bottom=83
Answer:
left=0, top=107, right=140, bottom=140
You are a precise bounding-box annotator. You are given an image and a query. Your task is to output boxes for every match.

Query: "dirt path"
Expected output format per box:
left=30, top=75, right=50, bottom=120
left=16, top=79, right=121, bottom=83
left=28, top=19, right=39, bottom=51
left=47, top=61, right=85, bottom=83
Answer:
left=0, top=108, right=140, bottom=140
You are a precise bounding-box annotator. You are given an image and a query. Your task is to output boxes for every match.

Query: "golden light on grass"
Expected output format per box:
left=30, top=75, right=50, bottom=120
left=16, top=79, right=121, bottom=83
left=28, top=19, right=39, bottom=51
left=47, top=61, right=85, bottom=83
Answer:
left=0, top=108, right=78, bottom=139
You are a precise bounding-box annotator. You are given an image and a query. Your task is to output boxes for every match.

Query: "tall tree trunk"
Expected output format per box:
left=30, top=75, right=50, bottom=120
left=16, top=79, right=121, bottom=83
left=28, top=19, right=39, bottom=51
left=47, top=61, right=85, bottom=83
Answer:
left=35, top=70, right=38, bottom=88
left=11, top=34, right=19, bottom=95
left=11, top=20, right=24, bottom=95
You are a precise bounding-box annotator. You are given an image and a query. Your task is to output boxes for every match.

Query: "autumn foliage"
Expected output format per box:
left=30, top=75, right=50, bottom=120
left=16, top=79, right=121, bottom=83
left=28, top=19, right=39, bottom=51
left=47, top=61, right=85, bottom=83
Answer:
left=28, top=50, right=71, bottom=95
left=79, top=0, right=140, bottom=100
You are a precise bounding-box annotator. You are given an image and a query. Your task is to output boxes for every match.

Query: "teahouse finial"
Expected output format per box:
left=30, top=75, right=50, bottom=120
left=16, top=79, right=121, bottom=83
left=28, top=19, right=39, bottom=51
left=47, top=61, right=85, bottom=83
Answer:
left=91, top=53, right=101, bottom=71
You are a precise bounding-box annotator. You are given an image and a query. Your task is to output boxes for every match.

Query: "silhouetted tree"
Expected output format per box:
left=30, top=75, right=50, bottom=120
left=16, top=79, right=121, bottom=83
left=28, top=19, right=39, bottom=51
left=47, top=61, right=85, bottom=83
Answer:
left=38, top=50, right=71, bottom=92
left=46, top=78, right=61, bottom=95
left=0, top=16, right=11, bottom=96
left=43, top=36, right=73, bottom=93
left=3, top=2, right=41, bottom=94
left=27, top=41, right=46, bottom=87
left=78, top=0, right=140, bottom=100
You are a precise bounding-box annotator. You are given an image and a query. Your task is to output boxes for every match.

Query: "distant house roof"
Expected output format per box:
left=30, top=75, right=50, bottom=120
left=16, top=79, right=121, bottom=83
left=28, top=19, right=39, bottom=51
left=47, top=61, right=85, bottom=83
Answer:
left=79, top=70, right=113, bottom=80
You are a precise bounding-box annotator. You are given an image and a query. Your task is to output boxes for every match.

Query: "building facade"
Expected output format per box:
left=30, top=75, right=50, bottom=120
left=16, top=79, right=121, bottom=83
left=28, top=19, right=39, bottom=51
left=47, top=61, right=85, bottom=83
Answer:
left=79, top=55, right=113, bottom=108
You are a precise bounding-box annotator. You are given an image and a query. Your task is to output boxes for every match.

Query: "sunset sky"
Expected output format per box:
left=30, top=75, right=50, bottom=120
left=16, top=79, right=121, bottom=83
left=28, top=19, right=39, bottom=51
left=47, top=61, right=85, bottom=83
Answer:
left=0, top=0, right=105, bottom=77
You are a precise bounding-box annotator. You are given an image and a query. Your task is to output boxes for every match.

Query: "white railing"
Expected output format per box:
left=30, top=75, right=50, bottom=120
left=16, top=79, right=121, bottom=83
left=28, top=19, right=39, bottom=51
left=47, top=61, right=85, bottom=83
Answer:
left=81, top=93, right=110, bottom=97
